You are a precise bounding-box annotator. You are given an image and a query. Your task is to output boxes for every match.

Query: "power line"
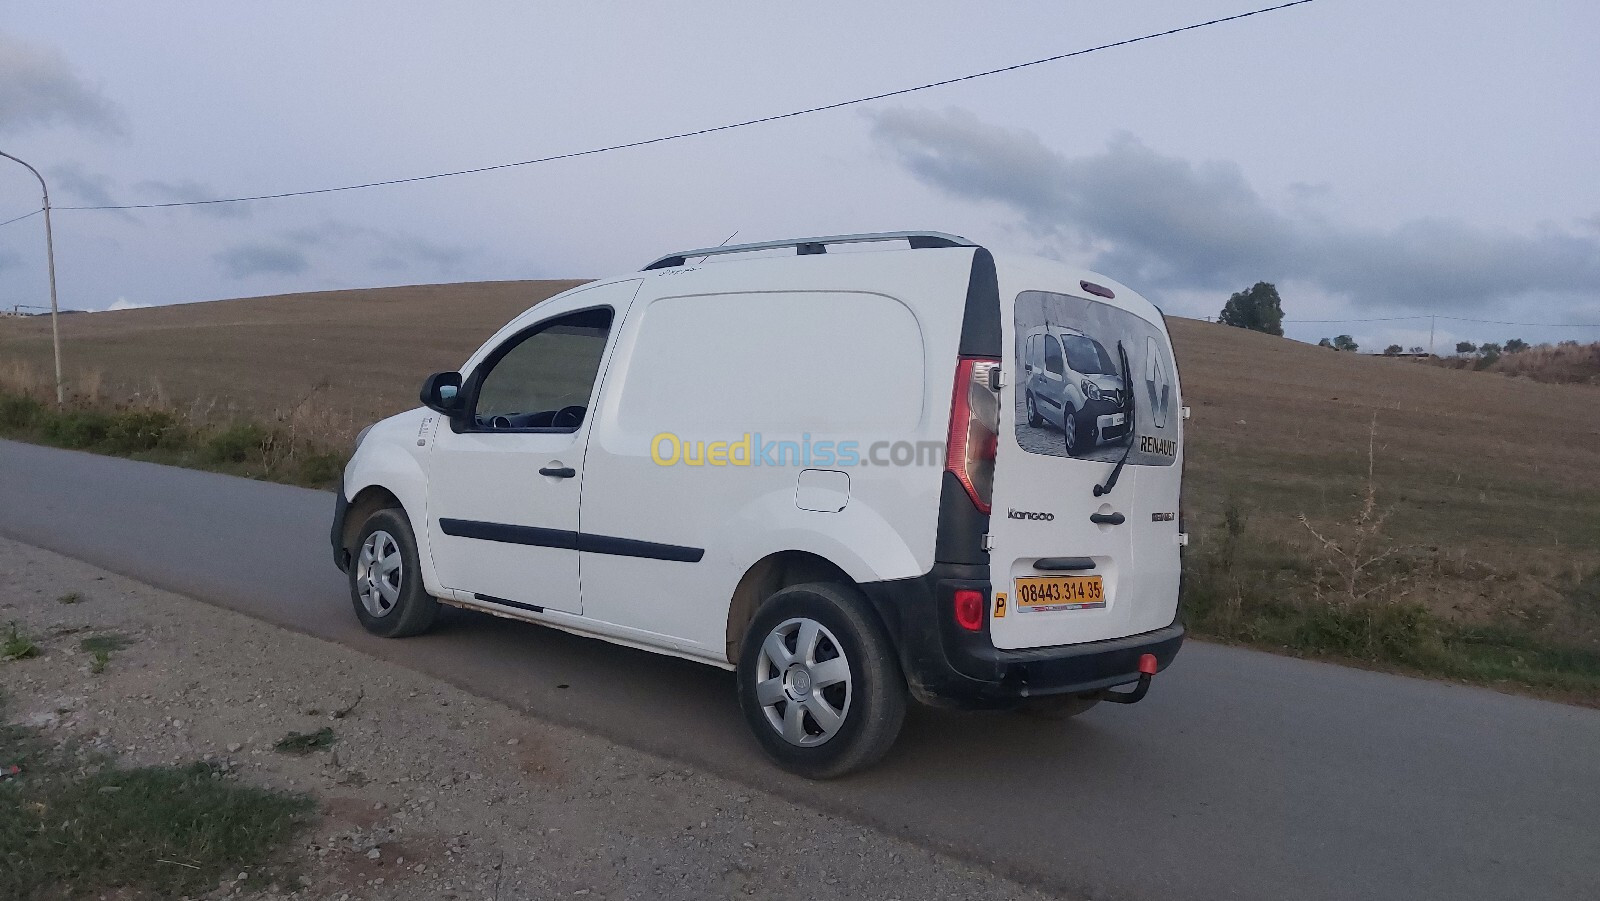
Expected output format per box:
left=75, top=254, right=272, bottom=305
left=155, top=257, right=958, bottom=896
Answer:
left=0, top=208, right=43, bottom=229
left=55, top=0, right=1319, bottom=213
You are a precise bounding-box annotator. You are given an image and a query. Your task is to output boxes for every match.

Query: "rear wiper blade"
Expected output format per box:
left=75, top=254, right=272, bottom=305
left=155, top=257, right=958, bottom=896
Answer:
left=1094, top=341, right=1135, bottom=498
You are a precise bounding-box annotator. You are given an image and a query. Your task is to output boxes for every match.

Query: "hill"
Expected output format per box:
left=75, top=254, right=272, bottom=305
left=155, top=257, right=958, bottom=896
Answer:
left=4, top=280, right=1599, bottom=696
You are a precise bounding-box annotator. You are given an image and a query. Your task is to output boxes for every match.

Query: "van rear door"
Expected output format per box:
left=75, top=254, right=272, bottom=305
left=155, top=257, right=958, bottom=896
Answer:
left=988, top=288, right=1181, bottom=650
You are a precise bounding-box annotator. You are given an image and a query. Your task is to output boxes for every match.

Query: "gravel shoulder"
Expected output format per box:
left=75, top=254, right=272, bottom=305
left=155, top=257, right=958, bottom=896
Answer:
left=0, top=536, right=1050, bottom=901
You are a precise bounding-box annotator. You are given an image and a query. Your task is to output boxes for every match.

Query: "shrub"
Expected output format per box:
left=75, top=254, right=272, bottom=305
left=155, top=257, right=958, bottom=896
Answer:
left=0, top=394, right=44, bottom=430
left=296, top=451, right=345, bottom=487
left=41, top=409, right=114, bottom=449
left=103, top=409, right=185, bottom=454
left=204, top=423, right=271, bottom=464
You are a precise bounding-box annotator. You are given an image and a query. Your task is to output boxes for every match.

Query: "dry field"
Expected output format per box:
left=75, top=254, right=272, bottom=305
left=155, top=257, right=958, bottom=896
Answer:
left=3, top=281, right=1599, bottom=654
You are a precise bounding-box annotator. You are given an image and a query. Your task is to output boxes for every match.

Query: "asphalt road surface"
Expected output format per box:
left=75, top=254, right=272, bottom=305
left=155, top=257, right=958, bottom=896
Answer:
left=3, top=438, right=1596, bottom=901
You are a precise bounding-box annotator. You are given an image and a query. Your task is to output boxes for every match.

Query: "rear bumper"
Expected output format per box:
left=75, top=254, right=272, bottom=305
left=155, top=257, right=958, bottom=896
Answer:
left=862, top=564, right=1183, bottom=708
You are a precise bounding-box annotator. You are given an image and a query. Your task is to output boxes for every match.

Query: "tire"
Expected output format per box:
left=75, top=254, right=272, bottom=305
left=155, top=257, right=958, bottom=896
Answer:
left=1025, top=391, right=1044, bottom=428
left=349, top=507, right=439, bottom=638
left=1063, top=407, right=1091, bottom=457
left=736, top=582, right=907, bottom=779
left=1015, top=694, right=1100, bottom=720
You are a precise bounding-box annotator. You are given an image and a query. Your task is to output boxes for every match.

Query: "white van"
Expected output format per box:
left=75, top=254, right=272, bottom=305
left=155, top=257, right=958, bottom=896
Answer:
left=332, top=232, right=1187, bottom=778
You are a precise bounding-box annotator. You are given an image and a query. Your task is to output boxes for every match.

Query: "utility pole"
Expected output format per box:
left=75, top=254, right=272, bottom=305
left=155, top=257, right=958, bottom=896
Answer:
left=0, top=150, right=65, bottom=406
left=1428, top=315, right=1436, bottom=357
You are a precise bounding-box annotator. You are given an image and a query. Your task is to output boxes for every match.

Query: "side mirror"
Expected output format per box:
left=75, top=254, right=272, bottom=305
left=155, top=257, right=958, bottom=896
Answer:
left=420, top=371, right=464, bottom=417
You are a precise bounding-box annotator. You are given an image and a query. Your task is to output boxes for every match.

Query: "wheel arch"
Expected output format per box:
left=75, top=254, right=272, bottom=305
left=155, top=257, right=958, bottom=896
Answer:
left=724, top=551, right=859, bottom=664
left=340, top=485, right=405, bottom=559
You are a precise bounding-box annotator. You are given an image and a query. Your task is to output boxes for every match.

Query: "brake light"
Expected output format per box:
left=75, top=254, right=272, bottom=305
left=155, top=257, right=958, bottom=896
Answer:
left=953, top=589, right=985, bottom=631
left=947, top=356, right=1000, bottom=514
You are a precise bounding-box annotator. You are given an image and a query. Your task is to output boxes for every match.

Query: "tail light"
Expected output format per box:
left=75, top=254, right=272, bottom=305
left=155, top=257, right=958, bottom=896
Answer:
left=947, top=356, right=1000, bottom=514
left=953, top=588, right=986, bottom=631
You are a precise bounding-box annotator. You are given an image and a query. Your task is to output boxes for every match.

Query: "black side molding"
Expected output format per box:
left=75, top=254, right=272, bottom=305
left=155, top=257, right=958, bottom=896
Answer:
left=1033, top=557, right=1096, bottom=571
left=439, top=518, right=705, bottom=563
left=474, top=593, right=545, bottom=614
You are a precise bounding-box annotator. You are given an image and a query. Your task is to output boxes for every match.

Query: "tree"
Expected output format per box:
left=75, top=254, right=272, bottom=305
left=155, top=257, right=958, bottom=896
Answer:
left=1218, top=282, right=1285, bottom=336
left=1332, top=335, right=1359, bottom=352
left=1480, top=342, right=1502, bottom=356
left=1456, top=341, right=1477, bottom=355
left=1317, top=337, right=1335, bottom=349
left=1384, top=344, right=1403, bottom=355
left=1505, top=337, right=1529, bottom=353
left=1408, top=346, right=1425, bottom=354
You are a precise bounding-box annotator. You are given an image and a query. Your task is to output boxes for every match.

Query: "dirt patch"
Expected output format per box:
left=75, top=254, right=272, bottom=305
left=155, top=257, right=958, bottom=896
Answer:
left=0, top=536, right=1049, bottom=900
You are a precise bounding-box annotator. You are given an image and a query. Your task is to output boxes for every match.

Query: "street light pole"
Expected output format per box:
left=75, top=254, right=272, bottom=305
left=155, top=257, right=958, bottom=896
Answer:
left=0, top=150, right=65, bottom=407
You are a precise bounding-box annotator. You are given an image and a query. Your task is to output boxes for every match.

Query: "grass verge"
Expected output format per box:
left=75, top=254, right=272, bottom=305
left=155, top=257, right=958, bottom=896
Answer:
left=0, top=691, right=315, bottom=899
left=0, top=389, right=345, bottom=489
left=1180, top=513, right=1600, bottom=703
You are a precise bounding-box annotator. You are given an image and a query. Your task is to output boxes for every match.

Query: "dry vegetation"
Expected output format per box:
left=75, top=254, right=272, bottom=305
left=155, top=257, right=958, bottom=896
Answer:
left=1429, top=340, right=1600, bottom=386
left=3, top=282, right=1599, bottom=698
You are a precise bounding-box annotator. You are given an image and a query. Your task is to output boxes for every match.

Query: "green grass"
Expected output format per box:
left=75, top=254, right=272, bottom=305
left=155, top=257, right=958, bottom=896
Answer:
left=1180, top=512, right=1600, bottom=703
left=0, top=692, right=314, bottom=899
left=79, top=633, right=133, bottom=675
left=0, top=388, right=347, bottom=489
left=79, top=632, right=133, bottom=655
left=273, top=727, right=336, bottom=755
left=2, top=624, right=40, bottom=661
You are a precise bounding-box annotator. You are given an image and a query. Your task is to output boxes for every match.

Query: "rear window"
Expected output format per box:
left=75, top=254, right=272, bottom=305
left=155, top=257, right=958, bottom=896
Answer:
left=1014, top=290, right=1178, bottom=466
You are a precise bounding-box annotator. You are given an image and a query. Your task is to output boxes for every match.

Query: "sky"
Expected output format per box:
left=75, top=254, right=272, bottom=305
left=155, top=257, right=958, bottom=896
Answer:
left=2, top=0, right=1598, bottom=352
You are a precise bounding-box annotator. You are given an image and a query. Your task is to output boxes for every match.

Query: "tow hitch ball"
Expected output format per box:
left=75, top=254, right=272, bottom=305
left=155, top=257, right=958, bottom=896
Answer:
left=1094, top=653, right=1160, bottom=705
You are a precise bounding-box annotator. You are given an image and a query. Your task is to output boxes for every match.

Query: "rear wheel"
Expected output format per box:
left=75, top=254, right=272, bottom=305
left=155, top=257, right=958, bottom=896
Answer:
left=350, top=508, right=439, bottom=638
left=736, top=582, right=906, bottom=779
left=1025, top=391, right=1044, bottom=428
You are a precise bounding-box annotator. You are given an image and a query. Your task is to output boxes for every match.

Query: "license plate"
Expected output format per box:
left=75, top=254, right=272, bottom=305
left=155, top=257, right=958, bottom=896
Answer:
left=1014, top=575, right=1105, bottom=611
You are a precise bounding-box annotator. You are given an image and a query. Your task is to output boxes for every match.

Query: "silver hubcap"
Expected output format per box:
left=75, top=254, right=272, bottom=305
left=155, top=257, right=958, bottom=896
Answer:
left=356, top=530, right=403, bottom=617
left=755, top=617, right=852, bottom=747
left=1064, top=412, right=1078, bottom=449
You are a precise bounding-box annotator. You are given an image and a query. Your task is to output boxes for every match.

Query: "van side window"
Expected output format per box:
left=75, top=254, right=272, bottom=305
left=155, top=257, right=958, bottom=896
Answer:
left=1044, top=335, right=1065, bottom=376
left=472, top=307, right=613, bottom=431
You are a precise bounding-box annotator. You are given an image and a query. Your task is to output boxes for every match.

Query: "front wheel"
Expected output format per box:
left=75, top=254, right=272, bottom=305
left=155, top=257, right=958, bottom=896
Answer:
left=736, top=582, right=907, bottom=779
left=349, top=507, right=439, bottom=638
left=1063, top=408, right=1092, bottom=457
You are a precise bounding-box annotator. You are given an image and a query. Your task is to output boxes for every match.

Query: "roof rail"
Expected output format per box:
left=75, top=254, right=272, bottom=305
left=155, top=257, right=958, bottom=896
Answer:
left=642, top=231, right=976, bottom=271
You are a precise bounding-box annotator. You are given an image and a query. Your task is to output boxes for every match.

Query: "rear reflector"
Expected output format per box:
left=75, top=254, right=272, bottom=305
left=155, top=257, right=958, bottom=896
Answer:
left=953, top=589, right=985, bottom=631
left=1138, top=653, right=1158, bottom=675
left=947, top=356, right=1000, bottom=514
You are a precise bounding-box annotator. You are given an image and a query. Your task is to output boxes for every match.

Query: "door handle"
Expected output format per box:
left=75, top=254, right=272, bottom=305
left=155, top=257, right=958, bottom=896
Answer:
left=539, top=466, right=576, bottom=479
left=1090, top=512, right=1125, bottom=526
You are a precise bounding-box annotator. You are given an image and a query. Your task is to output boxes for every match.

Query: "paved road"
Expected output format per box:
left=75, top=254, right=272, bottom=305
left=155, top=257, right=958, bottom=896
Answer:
left=3, top=438, right=1596, bottom=901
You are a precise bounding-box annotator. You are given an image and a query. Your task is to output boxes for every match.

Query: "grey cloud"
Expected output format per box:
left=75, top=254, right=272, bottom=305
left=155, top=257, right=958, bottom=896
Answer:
left=0, top=33, right=124, bottom=136
left=0, top=247, right=20, bottom=272
left=135, top=179, right=252, bottom=219
left=283, top=220, right=469, bottom=275
left=215, top=243, right=309, bottom=279
left=216, top=220, right=469, bottom=281
left=870, top=107, right=1600, bottom=312
left=48, top=162, right=138, bottom=221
